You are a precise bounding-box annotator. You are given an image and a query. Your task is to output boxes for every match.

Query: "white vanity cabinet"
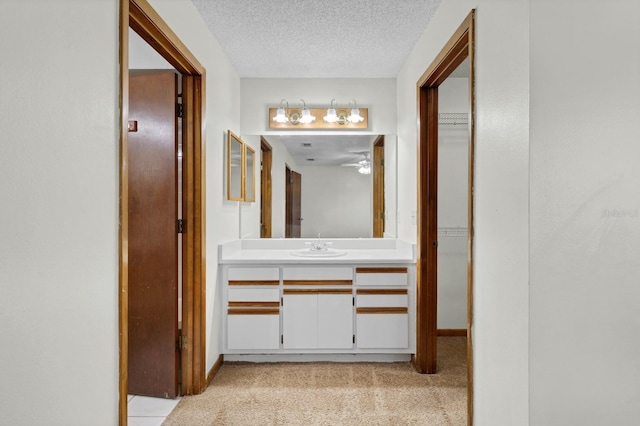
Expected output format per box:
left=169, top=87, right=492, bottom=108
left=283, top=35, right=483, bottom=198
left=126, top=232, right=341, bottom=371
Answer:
left=219, top=239, right=416, bottom=357
left=226, top=267, right=280, bottom=350
left=355, top=267, right=410, bottom=349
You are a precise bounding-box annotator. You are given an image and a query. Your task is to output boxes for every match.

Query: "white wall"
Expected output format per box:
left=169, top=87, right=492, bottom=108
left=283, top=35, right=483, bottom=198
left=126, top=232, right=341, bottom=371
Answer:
left=437, top=77, right=469, bottom=329
left=0, top=1, right=119, bottom=424
left=529, top=1, right=640, bottom=425
left=1, top=1, right=241, bottom=423
left=398, top=1, right=530, bottom=425
left=298, top=165, right=373, bottom=238
left=147, top=0, right=241, bottom=373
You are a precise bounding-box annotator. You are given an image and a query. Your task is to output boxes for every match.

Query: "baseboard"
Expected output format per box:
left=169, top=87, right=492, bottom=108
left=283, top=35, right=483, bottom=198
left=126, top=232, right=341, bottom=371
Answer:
left=206, top=354, right=224, bottom=386
left=224, top=353, right=412, bottom=363
left=437, top=328, right=467, bottom=337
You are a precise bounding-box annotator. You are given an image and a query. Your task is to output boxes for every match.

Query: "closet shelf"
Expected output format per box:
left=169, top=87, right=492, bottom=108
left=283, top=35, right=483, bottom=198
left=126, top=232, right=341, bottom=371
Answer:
left=437, top=227, right=468, bottom=253
left=438, top=112, right=468, bottom=126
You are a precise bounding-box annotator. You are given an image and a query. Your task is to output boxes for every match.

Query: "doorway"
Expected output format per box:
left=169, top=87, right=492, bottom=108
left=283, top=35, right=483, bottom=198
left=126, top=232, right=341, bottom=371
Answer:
left=414, top=9, right=475, bottom=426
left=285, top=165, right=302, bottom=238
left=120, top=0, right=207, bottom=423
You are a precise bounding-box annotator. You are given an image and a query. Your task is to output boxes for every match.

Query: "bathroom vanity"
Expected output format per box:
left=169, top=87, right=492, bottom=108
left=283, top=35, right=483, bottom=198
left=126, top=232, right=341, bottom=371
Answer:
left=219, top=238, right=416, bottom=360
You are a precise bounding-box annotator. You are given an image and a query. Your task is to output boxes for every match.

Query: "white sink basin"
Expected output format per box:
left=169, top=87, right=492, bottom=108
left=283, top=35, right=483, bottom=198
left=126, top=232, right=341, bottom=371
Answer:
left=290, top=248, right=347, bottom=258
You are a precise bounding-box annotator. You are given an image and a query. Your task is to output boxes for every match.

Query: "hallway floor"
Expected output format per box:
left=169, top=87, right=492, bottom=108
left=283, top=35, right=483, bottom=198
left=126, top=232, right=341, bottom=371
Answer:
left=127, top=394, right=180, bottom=426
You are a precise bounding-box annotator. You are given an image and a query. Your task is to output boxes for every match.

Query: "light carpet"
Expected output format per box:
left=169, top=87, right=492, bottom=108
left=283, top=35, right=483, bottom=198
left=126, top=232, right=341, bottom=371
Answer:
left=163, top=337, right=467, bottom=425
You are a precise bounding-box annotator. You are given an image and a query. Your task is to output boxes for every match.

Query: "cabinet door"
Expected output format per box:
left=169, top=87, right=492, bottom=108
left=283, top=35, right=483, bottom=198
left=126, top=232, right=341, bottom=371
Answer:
left=318, top=294, right=353, bottom=349
left=227, top=313, right=280, bottom=350
left=283, top=291, right=353, bottom=349
left=282, top=294, right=318, bottom=349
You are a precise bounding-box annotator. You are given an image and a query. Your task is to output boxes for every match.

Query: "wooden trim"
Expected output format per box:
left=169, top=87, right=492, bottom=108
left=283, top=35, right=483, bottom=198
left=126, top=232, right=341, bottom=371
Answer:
left=372, top=135, right=384, bottom=238
left=355, top=267, right=407, bottom=274
left=118, top=0, right=129, bottom=423
left=228, top=280, right=279, bottom=286
left=260, top=138, right=272, bottom=238
left=283, top=280, right=352, bottom=286
left=268, top=107, right=368, bottom=129
left=181, top=74, right=195, bottom=395
left=227, top=308, right=280, bottom=315
left=228, top=301, right=280, bottom=308
left=356, top=289, right=408, bottom=295
left=356, top=307, right=408, bottom=315
left=437, top=329, right=468, bottom=337
left=283, top=288, right=353, bottom=295
left=285, top=165, right=292, bottom=238
left=417, top=13, right=472, bottom=88
left=416, top=85, right=439, bottom=375
left=466, top=11, right=476, bottom=426
left=182, top=74, right=208, bottom=395
left=206, top=354, right=224, bottom=386
left=414, top=9, right=475, bottom=426
left=129, top=0, right=203, bottom=74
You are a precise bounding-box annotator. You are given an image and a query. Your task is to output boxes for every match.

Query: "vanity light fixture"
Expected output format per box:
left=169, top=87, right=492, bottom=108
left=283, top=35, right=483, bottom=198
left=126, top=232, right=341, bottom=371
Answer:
left=346, top=99, right=364, bottom=123
left=298, top=99, right=316, bottom=124
left=272, top=99, right=289, bottom=123
left=269, top=99, right=368, bottom=129
left=323, top=99, right=339, bottom=123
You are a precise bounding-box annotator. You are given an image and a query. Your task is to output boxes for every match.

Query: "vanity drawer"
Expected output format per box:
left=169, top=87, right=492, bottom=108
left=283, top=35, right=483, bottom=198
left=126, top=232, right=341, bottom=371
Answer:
left=356, top=289, right=408, bottom=308
left=228, top=288, right=280, bottom=302
left=355, top=267, right=408, bottom=286
left=283, top=267, right=353, bottom=284
left=228, top=267, right=279, bottom=284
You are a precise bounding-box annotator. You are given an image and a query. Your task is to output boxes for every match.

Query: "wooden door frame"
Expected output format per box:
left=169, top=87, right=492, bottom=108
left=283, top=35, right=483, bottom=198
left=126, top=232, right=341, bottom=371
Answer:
left=414, top=9, right=475, bottom=425
left=119, top=0, right=207, bottom=423
left=260, top=138, right=273, bottom=238
left=372, top=135, right=385, bottom=237
left=285, top=165, right=292, bottom=238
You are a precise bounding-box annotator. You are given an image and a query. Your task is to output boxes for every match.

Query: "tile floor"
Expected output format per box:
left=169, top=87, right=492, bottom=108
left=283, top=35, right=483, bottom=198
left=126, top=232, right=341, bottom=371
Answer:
left=128, top=394, right=181, bottom=426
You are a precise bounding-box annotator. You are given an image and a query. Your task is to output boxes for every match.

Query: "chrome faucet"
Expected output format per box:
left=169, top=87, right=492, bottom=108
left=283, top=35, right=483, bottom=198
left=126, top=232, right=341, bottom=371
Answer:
left=305, top=233, right=332, bottom=251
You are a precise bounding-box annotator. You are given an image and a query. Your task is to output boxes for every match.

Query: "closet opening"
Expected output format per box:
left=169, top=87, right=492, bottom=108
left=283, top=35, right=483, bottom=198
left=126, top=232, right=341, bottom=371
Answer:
left=414, top=9, right=475, bottom=426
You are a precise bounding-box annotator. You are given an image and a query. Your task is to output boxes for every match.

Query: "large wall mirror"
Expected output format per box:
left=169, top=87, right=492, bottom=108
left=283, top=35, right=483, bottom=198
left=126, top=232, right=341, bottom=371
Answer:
left=242, top=133, right=397, bottom=239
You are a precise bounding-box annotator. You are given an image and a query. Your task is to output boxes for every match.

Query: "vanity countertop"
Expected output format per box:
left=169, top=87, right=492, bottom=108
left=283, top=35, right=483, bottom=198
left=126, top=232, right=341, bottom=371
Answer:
left=219, top=238, right=415, bottom=265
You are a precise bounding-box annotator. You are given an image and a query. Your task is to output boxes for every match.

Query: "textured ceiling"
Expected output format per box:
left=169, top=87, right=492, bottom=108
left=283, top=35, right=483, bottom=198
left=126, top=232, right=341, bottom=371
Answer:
left=190, top=0, right=442, bottom=78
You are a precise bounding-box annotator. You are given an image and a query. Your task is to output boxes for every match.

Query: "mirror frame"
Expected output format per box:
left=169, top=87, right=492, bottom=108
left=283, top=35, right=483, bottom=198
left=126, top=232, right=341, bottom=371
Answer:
left=227, top=130, right=244, bottom=201
left=244, top=144, right=256, bottom=202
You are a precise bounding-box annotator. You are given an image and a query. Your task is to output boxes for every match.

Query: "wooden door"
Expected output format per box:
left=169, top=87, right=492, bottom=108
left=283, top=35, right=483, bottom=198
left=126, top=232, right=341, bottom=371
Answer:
left=128, top=71, right=179, bottom=398
left=285, top=167, right=302, bottom=238
left=291, top=171, right=302, bottom=238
